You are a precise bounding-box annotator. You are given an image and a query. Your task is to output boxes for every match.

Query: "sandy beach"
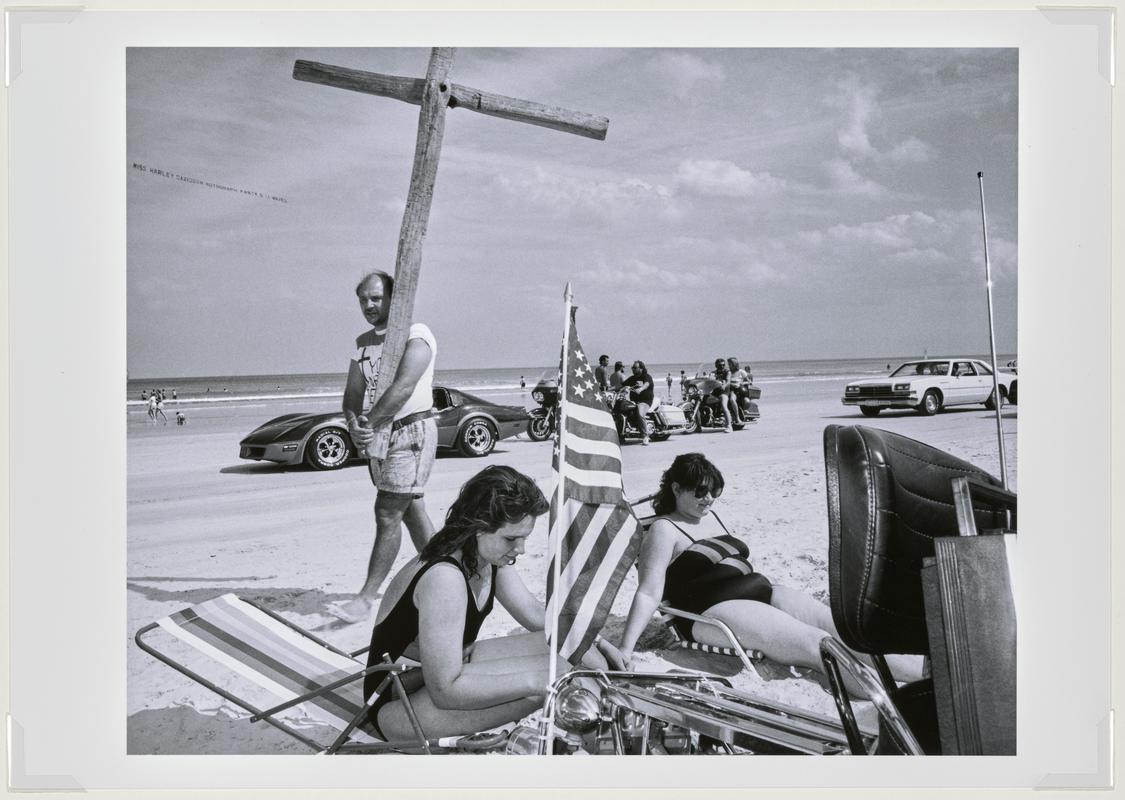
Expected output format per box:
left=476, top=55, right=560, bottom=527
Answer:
left=126, top=379, right=1017, bottom=754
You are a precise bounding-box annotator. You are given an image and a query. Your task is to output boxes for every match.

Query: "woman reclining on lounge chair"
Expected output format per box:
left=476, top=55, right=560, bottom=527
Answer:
left=364, top=465, right=621, bottom=740
left=616, top=452, right=920, bottom=697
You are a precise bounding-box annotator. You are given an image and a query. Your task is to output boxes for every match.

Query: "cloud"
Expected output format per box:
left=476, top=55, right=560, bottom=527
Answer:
left=644, top=52, right=726, bottom=99
left=574, top=258, right=705, bottom=290
left=824, top=158, right=886, bottom=197
left=492, top=166, right=677, bottom=220
left=675, top=159, right=789, bottom=197
left=886, top=247, right=955, bottom=267
left=827, top=77, right=935, bottom=166
left=888, top=137, right=935, bottom=163
left=826, top=211, right=937, bottom=249
left=833, top=78, right=878, bottom=158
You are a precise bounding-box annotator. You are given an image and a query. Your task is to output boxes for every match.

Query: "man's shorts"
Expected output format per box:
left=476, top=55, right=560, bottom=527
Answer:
left=367, top=416, right=437, bottom=496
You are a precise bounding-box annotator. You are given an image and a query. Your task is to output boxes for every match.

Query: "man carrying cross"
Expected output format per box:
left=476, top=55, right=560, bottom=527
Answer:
left=298, top=48, right=607, bottom=624
left=329, top=270, right=438, bottom=624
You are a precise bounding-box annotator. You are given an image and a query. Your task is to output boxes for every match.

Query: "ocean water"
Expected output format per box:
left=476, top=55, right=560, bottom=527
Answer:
left=126, top=354, right=1016, bottom=406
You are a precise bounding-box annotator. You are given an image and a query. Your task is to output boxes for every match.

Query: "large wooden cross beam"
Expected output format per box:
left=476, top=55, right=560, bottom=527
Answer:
left=294, top=49, right=608, bottom=459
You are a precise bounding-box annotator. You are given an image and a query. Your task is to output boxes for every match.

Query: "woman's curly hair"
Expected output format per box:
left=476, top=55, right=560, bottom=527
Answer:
left=420, top=465, right=549, bottom=577
left=652, top=453, right=725, bottom=516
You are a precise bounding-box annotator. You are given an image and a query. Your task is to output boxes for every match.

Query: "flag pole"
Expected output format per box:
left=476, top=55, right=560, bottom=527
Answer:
left=976, top=171, right=1010, bottom=491
left=538, top=282, right=573, bottom=754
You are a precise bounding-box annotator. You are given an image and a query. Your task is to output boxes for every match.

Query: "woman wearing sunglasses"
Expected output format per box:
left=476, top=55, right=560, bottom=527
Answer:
left=616, top=452, right=918, bottom=694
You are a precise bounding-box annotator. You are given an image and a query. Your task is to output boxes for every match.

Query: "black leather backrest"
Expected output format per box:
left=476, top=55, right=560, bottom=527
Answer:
left=823, top=425, right=1002, bottom=654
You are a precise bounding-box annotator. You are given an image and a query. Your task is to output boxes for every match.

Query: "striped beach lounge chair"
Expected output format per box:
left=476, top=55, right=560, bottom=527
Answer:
left=657, top=604, right=765, bottom=679
left=628, top=499, right=766, bottom=679
left=134, top=593, right=504, bottom=754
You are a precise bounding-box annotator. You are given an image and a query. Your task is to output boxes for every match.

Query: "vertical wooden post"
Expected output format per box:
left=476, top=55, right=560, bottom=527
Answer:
left=366, top=48, right=455, bottom=460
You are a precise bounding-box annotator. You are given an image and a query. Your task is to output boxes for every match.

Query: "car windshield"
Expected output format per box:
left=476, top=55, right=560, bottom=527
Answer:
left=890, top=361, right=949, bottom=377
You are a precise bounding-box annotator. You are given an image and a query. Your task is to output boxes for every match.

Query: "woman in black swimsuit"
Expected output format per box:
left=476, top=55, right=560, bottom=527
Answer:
left=365, top=465, right=621, bottom=741
left=617, top=453, right=920, bottom=695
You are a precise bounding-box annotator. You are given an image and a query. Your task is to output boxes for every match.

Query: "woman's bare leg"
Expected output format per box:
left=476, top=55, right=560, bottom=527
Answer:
left=771, top=586, right=924, bottom=683
left=376, top=685, right=542, bottom=740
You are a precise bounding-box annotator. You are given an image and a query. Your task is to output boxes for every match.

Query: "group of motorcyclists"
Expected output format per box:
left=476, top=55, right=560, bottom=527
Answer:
left=596, top=354, right=757, bottom=443
left=527, top=355, right=760, bottom=445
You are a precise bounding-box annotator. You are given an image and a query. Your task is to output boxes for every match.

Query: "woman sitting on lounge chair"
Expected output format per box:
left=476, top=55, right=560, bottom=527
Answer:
left=616, top=453, right=920, bottom=696
left=364, top=465, right=622, bottom=740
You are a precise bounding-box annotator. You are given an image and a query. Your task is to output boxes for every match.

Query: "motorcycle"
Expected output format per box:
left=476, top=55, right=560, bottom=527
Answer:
left=680, top=365, right=762, bottom=433
left=526, top=380, right=559, bottom=442
left=529, top=380, right=689, bottom=442
left=605, top=388, right=690, bottom=442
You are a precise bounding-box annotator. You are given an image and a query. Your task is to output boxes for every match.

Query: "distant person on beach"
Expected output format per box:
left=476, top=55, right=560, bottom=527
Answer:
left=680, top=370, right=687, bottom=400
left=362, top=465, right=623, bottom=741
left=175, top=411, right=187, bottom=426
left=172, top=389, right=177, bottom=401
left=154, top=395, right=168, bottom=425
left=615, top=453, right=921, bottom=697
left=609, top=361, right=626, bottom=390
left=665, top=372, right=673, bottom=399
left=141, top=390, right=147, bottom=401
left=595, top=355, right=611, bottom=392
left=332, top=269, right=438, bottom=625
left=146, top=393, right=158, bottom=424
left=520, top=376, right=526, bottom=391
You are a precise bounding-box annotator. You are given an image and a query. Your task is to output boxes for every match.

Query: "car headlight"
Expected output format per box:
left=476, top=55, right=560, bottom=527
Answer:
left=894, top=383, right=912, bottom=391
left=845, top=386, right=859, bottom=394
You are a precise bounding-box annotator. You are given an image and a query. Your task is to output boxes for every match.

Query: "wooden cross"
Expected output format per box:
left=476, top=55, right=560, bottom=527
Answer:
left=294, top=49, right=608, bottom=459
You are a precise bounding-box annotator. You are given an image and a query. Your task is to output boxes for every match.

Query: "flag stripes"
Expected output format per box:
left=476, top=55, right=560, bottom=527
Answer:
left=545, top=303, right=643, bottom=665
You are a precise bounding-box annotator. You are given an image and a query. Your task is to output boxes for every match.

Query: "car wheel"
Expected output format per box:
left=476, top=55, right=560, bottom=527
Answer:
left=860, top=407, right=881, bottom=417
left=984, top=389, right=1001, bottom=410
left=306, top=427, right=352, bottom=470
left=527, top=413, right=553, bottom=442
left=917, top=390, right=942, bottom=416
left=459, top=419, right=497, bottom=457
left=1008, top=382, right=1018, bottom=405
left=681, top=403, right=700, bottom=434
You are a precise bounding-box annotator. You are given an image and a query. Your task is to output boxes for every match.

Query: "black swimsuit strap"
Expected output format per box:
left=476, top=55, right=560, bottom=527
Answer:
left=660, top=511, right=732, bottom=544
left=710, top=511, right=733, bottom=536
left=660, top=517, right=697, bottom=543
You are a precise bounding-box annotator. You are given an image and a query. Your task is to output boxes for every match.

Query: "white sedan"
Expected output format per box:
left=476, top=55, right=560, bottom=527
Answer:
left=842, top=358, right=1018, bottom=417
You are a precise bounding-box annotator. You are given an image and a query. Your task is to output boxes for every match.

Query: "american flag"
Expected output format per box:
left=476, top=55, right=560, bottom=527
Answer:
left=545, top=305, right=643, bottom=664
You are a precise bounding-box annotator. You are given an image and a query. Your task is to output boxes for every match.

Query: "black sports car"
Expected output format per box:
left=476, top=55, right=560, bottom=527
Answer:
left=238, top=386, right=531, bottom=469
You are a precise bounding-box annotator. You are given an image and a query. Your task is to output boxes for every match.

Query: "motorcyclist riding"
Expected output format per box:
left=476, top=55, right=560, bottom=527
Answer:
left=615, top=360, right=655, bottom=445
left=711, top=358, right=734, bottom=433
left=727, top=357, right=751, bottom=425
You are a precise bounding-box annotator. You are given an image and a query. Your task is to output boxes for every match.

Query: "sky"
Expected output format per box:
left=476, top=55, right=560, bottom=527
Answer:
left=127, top=47, right=1017, bottom=378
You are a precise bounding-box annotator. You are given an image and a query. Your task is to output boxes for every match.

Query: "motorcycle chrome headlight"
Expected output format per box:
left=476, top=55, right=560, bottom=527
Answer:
left=687, top=385, right=699, bottom=397
left=532, top=390, right=545, bottom=403
left=555, top=684, right=601, bottom=734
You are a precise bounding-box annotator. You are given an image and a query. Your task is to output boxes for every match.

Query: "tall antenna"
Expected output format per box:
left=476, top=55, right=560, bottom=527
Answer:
left=976, top=171, right=1009, bottom=490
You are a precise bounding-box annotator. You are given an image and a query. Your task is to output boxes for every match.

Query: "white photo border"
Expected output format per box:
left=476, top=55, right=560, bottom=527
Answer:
left=3, top=2, right=1118, bottom=793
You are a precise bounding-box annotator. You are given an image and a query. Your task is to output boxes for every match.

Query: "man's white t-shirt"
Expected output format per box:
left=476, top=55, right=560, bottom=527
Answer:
left=355, top=323, right=437, bottom=421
